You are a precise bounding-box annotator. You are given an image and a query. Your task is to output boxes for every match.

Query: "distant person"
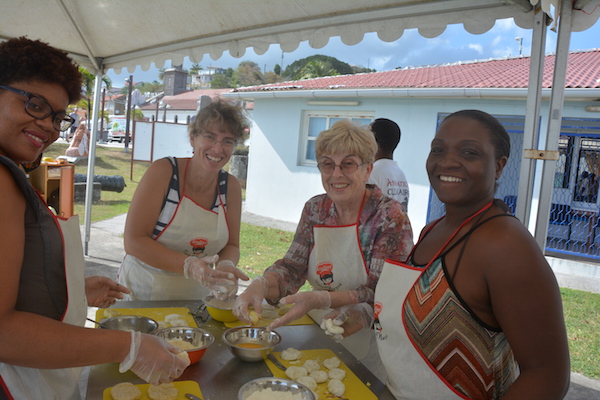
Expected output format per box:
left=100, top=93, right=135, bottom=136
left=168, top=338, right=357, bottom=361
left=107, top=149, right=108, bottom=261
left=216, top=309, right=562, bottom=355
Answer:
left=67, top=109, right=79, bottom=142
left=119, top=98, right=249, bottom=301
left=0, top=37, right=187, bottom=399
left=367, top=118, right=410, bottom=211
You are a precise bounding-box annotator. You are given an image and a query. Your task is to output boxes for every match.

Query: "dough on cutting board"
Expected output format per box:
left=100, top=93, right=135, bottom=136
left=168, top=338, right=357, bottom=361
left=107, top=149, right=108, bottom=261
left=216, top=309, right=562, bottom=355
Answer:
left=323, top=356, right=340, bottom=370
left=296, top=375, right=317, bottom=391
left=328, top=378, right=346, bottom=397
left=328, top=367, right=346, bottom=381
left=281, top=347, right=302, bottom=361
left=309, top=370, right=328, bottom=383
left=147, top=383, right=179, bottom=400
left=110, top=382, right=142, bottom=400
left=302, top=359, right=320, bottom=373
left=285, top=365, right=308, bottom=380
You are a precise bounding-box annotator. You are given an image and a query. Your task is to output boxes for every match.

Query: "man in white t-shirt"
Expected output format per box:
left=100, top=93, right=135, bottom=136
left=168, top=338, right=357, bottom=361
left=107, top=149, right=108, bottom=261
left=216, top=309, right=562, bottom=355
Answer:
left=367, top=118, right=410, bottom=211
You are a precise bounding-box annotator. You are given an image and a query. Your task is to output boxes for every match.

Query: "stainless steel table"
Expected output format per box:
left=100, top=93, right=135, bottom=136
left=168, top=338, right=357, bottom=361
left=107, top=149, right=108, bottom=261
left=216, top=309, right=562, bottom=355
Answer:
left=86, top=300, right=395, bottom=399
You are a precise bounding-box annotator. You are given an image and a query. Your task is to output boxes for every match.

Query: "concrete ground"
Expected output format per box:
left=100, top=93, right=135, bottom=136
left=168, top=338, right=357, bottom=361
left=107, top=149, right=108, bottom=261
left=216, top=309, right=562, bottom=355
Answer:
left=82, top=210, right=600, bottom=399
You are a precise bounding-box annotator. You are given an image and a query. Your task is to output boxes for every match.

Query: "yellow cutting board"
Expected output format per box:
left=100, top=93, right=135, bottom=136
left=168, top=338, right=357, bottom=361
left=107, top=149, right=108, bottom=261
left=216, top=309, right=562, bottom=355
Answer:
left=103, top=380, right=202, bottom=400
left=265, top=349, right=377, bottom=400
left=96, top=307, right=198, bottom=328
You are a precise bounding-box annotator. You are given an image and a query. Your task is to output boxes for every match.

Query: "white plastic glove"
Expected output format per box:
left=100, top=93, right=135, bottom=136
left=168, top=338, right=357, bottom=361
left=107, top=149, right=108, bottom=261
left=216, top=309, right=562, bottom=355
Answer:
left=233, top=276, right=269, bottom=323
left=267, top=291, right=332, bottom=330
left=183, top=255, right=237, bottom=299
left=213, top=260, right=250, bottom=300
left=320, top=303, right=374, bottom=342
left=119, top=331, right=189, bottom=384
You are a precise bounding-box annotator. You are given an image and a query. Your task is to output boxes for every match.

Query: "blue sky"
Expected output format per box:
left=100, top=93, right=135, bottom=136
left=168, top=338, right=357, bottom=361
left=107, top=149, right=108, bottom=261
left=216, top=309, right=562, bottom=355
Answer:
left=107, top=17, right=600, bottom=88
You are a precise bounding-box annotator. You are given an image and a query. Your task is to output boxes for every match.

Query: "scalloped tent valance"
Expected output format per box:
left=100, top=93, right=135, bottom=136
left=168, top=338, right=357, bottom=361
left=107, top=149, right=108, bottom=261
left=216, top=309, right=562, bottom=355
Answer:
left=1, top=0, right=597, bottom=75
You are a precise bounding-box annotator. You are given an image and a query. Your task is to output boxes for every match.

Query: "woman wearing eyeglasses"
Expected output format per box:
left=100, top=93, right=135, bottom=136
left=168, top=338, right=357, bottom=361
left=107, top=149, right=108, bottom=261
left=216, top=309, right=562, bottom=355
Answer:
left=118, top=98, right=249, bottom=301
left=234, top=119, right=413, bottom=379
left=0, top=37, right=188, bottom=399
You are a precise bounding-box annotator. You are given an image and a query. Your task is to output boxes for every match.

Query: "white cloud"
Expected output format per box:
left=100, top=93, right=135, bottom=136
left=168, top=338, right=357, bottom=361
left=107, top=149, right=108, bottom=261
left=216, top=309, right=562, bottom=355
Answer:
left=467, top=43, right=484, bottom=54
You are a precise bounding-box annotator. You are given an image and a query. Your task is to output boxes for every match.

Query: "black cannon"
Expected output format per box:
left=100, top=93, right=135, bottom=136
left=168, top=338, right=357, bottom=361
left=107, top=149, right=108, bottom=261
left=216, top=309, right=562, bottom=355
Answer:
left=74, top=173, right=126, bottom=193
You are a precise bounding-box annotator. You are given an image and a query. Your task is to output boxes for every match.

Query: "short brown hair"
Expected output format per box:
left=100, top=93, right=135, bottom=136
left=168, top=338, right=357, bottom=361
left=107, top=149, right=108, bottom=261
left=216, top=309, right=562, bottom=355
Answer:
left=315, top=119, right=377, bottom=163
left=189, top=97, right=248, bottom=141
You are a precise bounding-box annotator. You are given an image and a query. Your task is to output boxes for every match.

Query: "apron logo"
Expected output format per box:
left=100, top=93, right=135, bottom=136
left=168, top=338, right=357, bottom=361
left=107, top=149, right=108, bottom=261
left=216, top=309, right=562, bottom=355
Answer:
left=374, top=301, right=387, bottom=340
left=316, top=262, right=334, bottom=287
left=190, top=237, right=209, bottom=255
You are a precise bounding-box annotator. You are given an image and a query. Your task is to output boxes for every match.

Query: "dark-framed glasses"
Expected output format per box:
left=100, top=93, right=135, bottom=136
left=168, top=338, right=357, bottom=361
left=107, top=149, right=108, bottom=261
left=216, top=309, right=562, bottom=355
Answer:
left=199, top=132, right=237, bottom=150
left=0, top=84, right=74, bottom=132
left=317, top=160, right=365, bottom=174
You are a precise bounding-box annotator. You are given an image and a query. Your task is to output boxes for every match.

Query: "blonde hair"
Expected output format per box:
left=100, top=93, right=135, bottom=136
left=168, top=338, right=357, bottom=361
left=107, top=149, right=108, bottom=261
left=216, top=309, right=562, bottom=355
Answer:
left=315, top=119, right=377, bottom=163
left=189, top=97, right=248, bottom=141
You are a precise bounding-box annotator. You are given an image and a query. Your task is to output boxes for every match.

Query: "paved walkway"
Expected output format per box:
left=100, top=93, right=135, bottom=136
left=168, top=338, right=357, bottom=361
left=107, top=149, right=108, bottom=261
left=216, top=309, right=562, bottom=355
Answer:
left=83, top=212, right=600, bottom=399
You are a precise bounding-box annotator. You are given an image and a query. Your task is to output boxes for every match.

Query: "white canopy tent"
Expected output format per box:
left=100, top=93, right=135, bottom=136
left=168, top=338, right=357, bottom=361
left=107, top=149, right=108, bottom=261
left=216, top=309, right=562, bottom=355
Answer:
left=1, top=0, right=599, bottom=253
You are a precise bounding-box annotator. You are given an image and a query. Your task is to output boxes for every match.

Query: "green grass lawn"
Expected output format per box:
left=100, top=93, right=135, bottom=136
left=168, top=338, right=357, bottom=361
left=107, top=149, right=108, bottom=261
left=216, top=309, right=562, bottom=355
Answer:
left=42, top=142, right=600, bottom=381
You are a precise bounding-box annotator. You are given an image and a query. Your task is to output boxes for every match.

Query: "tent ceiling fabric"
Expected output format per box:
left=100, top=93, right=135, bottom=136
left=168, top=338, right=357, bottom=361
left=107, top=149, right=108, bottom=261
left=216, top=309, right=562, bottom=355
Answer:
left=0, top=0, right=579, bottom=74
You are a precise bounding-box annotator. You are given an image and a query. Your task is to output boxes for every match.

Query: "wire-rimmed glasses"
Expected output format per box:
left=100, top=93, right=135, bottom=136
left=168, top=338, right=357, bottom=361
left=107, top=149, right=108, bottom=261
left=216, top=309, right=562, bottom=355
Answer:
left=317, top=159, right=365, bottom=174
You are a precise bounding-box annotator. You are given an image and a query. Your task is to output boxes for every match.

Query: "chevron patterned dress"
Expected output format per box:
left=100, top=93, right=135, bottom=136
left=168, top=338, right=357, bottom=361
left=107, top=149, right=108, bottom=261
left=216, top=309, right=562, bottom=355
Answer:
left=404, top=255, right=517, bottom=399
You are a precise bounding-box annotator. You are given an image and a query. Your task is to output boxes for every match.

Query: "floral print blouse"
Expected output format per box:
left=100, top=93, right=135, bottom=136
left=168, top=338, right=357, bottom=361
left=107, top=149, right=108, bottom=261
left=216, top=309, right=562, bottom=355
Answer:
left=265, top=184, right=413, bottom=305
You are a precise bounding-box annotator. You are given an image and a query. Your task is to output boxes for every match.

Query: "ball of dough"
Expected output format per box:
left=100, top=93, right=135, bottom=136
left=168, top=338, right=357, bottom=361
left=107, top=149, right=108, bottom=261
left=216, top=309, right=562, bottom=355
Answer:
left=147, top=383, right=179, bottom=400
left=110, top=382, right=142, bottom=400
left=323, top=356, right=340, bottom=370
left=296, top=376, right=317, bottom=391
left=169, top=318, right=188, bottom=327
left=310, top=370, right=328, bottom=384
left=302, top=359, right=320, bottom=373
left=285, top=366, right=308, bottom=381
left=328, top=368, right=346, bottom=381
left=281, top=347, right=302, bottom=361
left=164, top=314, right=182, bottom=323
left=328, top=378, right=346, bottom=397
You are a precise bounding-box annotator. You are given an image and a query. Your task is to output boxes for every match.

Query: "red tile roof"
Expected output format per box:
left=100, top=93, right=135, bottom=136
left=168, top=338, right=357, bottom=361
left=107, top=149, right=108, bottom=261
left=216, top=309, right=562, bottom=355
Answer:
left=233, top=49, right=600, bottom=92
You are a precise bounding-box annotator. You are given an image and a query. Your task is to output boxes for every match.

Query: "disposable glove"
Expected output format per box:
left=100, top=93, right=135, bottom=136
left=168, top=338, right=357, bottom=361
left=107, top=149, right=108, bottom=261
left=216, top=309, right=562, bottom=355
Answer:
left=233, top=276, right=269, bottom=323
left=320, top=303, right=374, bottom=342
left=120, top=331, right=189, bottom=385
left=183, top=255, right=236, bottom=299
left=267, top=291, right=332, bottom=330
left=213, top=260, right=250, bottom=300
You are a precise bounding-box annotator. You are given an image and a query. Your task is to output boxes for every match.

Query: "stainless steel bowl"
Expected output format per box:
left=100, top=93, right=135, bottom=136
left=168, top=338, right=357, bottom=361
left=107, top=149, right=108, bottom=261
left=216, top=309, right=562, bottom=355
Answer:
left=238, top=377, right=315, bottom=400
left=154, top=327, right=214, bottom=364
left=222, top=326, right=281, bottom=362
left=99, top=315, right=158, bottom=333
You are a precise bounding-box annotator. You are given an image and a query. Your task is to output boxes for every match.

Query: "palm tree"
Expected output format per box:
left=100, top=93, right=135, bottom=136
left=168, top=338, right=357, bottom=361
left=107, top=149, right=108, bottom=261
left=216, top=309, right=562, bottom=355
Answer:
left=299, top=61, right=338, bottom=79
left=79, top=67, right=112, bottom=126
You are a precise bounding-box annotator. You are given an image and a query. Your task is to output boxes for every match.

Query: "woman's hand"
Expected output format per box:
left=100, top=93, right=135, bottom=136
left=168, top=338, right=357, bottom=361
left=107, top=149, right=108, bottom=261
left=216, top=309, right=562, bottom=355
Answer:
left=320, top=303, right=374, bottom=341
left=184, top=255, right=238, bottom=300
left=85, top=276, right=130, bottom=308
left=233, top=276, right=269, bottom=323
left=120, top=331, right=189, bottom=385
left=214, top=260, right=249, bottom=299
left=267, top=291, right=332, bottom=330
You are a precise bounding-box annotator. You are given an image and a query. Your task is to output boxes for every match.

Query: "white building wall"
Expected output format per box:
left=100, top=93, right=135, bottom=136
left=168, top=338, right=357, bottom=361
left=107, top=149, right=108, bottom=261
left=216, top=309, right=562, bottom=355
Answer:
left=243, top=95, right=598, bottom=235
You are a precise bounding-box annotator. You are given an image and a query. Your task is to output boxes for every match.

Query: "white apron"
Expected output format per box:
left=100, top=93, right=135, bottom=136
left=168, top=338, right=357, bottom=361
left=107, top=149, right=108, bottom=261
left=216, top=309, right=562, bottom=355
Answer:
left=306, top=218, right=386, bottom=380
left=0, top=215, right=87, bottom=400
left=374, top=203, right=492, bottom=400
left=119, top=194, right=229, bottom=300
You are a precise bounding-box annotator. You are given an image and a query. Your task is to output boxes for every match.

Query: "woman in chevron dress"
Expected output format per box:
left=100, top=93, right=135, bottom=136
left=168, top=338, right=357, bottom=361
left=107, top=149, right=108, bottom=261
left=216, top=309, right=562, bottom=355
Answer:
left=374, top=110, right=570, bottom=399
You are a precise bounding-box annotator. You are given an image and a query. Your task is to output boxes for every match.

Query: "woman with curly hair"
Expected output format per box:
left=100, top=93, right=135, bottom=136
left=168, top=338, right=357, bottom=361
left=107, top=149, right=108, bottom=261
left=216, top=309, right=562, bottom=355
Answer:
left=0, top=37, right=188, bottom=399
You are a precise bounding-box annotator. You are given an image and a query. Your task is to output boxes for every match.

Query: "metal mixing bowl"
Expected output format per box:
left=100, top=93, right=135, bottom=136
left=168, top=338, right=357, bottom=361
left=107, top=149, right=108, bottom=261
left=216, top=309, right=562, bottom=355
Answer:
left=99, top=315, right=158, bottom=334
left=222, top=326, right=281, bottom=362
left=238, top=377, right=315, bottom=400
left=155, top=326, right=214, bottom=364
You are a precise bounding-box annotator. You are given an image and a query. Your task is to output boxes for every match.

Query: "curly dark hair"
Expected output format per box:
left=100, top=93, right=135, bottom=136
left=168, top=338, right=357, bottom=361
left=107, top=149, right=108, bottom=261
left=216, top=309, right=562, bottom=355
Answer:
left=0, top=37, right=82, bottom=103
left=189, top=97, right=248, bottom=141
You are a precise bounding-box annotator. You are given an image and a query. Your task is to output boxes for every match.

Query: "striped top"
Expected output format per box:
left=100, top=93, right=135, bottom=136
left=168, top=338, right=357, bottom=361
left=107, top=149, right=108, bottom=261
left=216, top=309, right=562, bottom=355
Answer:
left=404, top=215, right=517, bottom=399
left=152, top=157, right=228, bottom=238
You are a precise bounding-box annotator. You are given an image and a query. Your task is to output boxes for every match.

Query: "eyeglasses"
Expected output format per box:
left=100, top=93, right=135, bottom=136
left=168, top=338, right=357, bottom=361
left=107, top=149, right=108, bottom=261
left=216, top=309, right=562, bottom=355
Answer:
left=199, top=132, right=237, bottom=150
left=317, top=159, right=365, bottom=174
left=0, top=85, right=74, bottom=132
